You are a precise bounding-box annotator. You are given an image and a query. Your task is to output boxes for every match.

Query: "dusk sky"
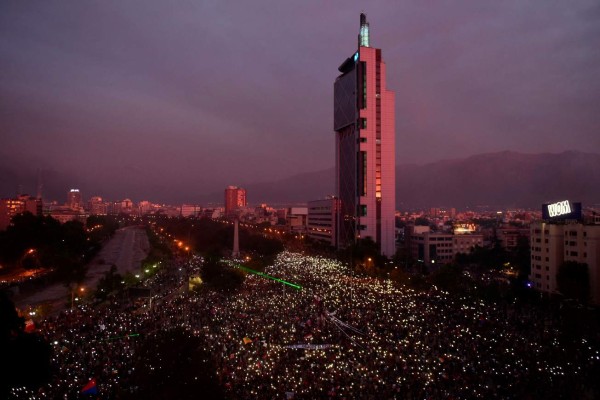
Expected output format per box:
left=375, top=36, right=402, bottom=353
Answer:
left=1, top=1, right=599, bottom=202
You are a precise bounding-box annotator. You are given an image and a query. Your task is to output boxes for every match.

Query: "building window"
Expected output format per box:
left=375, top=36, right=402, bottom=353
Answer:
left=360, top=62, right=367, bottom=109
left=358, top=205, right=367, bottom=216
left=361, top=152, right=367, bottom=196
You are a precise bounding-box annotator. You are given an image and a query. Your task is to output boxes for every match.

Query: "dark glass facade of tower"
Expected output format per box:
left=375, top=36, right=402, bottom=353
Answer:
left=334, top=14, right=396, bottom=257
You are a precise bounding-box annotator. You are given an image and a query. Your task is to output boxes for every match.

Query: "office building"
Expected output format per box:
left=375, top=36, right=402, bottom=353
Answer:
left=88, top=196, right=107, bottom=215
left=224, top=186, right=247, bottom=217
left=181, top=204, right=201, bottom=218
left=408, top=227, right=454, bottom=265
left=530, top=221, right=600, bottom=304
left=453, top=233, right=484, bottom=255
left=497, top=226, right=530, bottom=250
left=286, top=207, right=308, bottom=233
left=67, top=189, right=82, bottom=210
left=307, top=198, right=340, bottom=247
left=0, top=195, right=42, bottom=230
left=334, top=13, right=396, bottom=256
left=0, top=198, right=25, bottom=230
left=407, top=225, right=483, bottom=266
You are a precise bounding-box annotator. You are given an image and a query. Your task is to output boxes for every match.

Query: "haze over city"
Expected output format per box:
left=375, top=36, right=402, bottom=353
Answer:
left=1, top=0, right=599, bottom=203
left=3, top=2, right=600, bottom=399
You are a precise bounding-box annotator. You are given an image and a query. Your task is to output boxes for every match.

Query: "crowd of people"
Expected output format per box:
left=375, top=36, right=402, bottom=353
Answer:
left=9, top=251, right=600, bottom=399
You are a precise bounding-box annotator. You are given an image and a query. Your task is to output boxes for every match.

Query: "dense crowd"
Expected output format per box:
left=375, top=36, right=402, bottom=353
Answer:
left=10, top=252, right=600, bottom=399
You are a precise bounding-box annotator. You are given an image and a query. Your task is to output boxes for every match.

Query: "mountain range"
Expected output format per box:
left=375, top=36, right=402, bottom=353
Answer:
left=225, top=150, right=600, bottom=209
left=1, top=150, right=599, bottom=209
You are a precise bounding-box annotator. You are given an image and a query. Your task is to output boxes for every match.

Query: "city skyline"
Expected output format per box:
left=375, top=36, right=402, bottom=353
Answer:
left=1, top=1, right=599, bottom=202
left=4, top=149, right=599, bottom=210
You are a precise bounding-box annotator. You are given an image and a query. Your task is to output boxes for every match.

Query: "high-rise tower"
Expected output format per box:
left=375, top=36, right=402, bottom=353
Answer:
left=334, top=13, right=396, bottom=257
left=67, top=189, right=83, bottom=210
left=224, top=186, right=247, bottom=217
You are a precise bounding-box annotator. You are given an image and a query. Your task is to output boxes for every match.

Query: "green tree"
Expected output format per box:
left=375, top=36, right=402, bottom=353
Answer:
left=200, top=257, right=245, bottom=292
left=429, top=263, right=465, bottom=292
left=511, top=235, right=531, bottom=279
left=557, top=261, right=590, bottom=303
left=0, top=292, right=51, bottom=396
left=95, top=265, right=123, bottom=301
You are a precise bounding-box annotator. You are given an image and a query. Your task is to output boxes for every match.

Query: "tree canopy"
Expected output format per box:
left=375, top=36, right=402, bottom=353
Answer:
left=557, top=261, right=590, bottom=303
left=0, top=291, right=51, bottom=396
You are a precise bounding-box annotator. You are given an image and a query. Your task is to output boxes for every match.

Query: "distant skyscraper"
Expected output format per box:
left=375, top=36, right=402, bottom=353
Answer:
left=0, top=198, right=25, bottom=230
left=0, top=195, right=42, bottom=230
left=67, top=189, right=82, bottom=210
left=334, top=13, right=396, bottom=256
left=224, top=186, right=247, bottom=216
left=88, top=196, right=107, bottom=215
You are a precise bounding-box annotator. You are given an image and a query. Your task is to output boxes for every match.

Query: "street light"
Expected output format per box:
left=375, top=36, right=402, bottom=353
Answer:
left=71, top=286, right=85, bottom=309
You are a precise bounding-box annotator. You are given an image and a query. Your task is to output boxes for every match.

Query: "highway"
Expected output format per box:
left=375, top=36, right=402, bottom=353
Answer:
left=15, top=226, right=149, bottom=313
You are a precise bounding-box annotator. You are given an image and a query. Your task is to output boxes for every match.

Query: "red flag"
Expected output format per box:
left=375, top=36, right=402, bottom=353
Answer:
left=24, top=319, right=35, bottom=333
left=81, top=378, right=98, bottom=395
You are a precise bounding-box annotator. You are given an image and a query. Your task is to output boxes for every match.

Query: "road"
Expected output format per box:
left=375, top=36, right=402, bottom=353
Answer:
left=15, top=226, right=149, bottom=313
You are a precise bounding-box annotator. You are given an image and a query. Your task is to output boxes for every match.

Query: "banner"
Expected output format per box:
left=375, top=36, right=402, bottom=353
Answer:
left=284, top=344, right=333, bottom=350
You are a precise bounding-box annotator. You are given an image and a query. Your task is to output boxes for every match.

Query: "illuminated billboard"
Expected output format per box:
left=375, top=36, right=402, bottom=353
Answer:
left=542, top=200, right=582, bottom=221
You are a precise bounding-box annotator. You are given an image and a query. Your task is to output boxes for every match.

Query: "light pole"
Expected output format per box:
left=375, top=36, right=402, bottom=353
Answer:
left=71, top=286, right=85, bottom=309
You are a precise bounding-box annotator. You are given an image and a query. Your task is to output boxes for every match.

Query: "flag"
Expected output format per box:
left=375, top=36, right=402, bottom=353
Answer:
left=24, top=319, right=35, bottom=333
left=81, top=378, right=98, bottom=395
